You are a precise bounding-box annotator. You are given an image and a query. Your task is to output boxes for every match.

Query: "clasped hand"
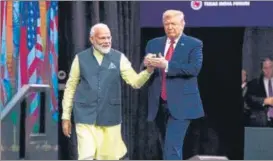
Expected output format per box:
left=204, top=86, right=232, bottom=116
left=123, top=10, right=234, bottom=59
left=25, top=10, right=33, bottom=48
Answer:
left=144, top=53, right=167, bottom=69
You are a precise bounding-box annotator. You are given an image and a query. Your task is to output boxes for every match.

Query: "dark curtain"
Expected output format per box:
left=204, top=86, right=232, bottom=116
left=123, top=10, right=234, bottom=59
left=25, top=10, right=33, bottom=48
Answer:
left=242, top=27, right=273, bottom=80
left=58, top=1, right=142, bottom=159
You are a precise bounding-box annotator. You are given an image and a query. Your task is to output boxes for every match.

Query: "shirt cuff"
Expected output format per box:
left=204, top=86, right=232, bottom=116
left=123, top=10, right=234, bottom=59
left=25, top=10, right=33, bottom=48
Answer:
left=165, top=61, right=169, bottom=72
left=144, top=69, right=154, bottom=76
left=61, top=113, right=71, bottom=120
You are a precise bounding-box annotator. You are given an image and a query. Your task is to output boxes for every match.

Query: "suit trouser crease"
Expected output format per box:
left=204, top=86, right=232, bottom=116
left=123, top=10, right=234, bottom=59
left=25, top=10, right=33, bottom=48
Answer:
left=164, top=116, right=190, bottom=160
left=155, top=101, right=191, bottom=160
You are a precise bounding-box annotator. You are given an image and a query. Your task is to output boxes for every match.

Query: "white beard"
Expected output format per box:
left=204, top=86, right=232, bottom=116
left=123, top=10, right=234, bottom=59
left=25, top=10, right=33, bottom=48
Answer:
left=93, top=43, right=111, bottom=54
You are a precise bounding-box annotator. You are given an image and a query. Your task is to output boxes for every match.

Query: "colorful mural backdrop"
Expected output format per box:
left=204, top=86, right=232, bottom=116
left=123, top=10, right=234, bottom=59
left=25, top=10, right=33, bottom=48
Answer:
left=0, top=1, right=58, bottom=133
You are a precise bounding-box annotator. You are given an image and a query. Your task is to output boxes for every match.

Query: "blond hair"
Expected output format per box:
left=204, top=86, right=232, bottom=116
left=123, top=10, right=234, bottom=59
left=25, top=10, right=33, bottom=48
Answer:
left=162, top=10, right=184, bottom=22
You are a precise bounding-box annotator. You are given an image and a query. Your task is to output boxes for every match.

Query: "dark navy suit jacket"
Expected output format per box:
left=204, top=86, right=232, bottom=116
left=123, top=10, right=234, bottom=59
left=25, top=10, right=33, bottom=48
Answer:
left=145, top=34, right=205, bottom=121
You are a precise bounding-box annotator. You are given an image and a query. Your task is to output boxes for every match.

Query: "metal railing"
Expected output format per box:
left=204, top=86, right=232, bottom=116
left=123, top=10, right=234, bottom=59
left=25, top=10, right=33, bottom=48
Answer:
left=0, top=84, right=50, bottom=121
left=0, top=84, right=58, bottom=160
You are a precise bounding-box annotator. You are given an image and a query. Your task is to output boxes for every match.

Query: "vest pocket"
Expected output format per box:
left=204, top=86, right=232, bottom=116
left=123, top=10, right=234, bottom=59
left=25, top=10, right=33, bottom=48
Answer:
left=74, top=101, right=97, bottom=107
left=109, top=99, right=121, bottom=105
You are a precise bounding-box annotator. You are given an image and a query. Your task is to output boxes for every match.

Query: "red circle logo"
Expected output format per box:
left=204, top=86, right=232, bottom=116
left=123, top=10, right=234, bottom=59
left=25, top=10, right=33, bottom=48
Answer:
left=191, top=1, right=203, bottom=10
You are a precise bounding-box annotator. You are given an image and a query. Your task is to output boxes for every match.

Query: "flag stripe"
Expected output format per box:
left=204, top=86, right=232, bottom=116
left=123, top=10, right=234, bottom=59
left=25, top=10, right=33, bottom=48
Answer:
left=1, top=1, right=7, bottom=107
left=12, top=1, right=20, bottom=91
left=19, top=27, right=28, bottom=84
left=0, top=2, right=5, bottom=43
left=1, top=1, right=59, bottom=134
left=6, top=1, right=13, bottom=79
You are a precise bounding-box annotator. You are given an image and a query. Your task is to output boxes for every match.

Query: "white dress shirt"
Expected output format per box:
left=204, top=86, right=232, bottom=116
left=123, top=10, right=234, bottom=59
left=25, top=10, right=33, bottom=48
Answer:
left=264, top=77, right=273, bottom=97
left=164, top=34, right=182, bottom=72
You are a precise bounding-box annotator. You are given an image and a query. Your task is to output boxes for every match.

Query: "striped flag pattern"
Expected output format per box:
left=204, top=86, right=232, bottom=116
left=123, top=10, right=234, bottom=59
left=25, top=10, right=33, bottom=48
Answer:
left=0, top=1, right=58, bottom=133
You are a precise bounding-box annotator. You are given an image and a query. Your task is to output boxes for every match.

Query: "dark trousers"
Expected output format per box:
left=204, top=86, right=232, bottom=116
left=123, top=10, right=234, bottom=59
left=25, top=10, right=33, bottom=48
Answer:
left=155, top=100, right=169, bottom=154
left=155, top=99, right=191, bottom=160
left=248, top=111, right=273, bottom=127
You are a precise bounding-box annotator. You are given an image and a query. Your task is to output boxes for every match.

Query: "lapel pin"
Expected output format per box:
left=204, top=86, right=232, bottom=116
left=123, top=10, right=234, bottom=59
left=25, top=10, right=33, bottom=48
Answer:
left=181, top=43, right=184, bottom=46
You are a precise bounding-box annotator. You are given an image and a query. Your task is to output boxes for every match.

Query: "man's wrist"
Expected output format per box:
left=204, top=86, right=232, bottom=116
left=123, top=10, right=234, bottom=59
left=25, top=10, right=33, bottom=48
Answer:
left=146, top=67, right=154, bottom=74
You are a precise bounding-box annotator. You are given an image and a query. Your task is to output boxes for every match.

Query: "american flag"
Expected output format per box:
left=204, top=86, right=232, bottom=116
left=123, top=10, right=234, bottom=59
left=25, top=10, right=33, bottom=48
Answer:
left=1, top=1, right=58, bottom=134
left=19, top=2, right=44, bottom=133
left=20, top=2, right=44, bottom=86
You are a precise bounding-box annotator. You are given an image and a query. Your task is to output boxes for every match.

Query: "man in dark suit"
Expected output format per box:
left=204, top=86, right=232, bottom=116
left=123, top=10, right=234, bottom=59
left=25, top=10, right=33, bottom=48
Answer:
left=143, top=10, right=205, bottom=160
left=246, top=58, right=273, bottom=127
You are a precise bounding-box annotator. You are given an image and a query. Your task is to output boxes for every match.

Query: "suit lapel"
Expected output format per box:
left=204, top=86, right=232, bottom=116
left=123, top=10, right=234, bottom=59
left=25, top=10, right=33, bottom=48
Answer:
left=171, top=34, right=186, bottom=61
left=260, top=76, right=267, bottom=97
left=157, top=34, right=186, bottom=77
left=157, top=34, right=186, bottom=72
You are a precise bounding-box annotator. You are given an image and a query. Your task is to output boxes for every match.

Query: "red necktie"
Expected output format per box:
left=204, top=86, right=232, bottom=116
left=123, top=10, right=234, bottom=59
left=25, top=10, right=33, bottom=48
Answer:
left=161, top=40, right=175, bottom=101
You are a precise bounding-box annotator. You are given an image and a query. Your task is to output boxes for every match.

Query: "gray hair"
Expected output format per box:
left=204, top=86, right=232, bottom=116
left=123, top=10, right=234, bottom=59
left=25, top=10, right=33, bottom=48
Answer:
left=89, top=23, right=109, bottom=37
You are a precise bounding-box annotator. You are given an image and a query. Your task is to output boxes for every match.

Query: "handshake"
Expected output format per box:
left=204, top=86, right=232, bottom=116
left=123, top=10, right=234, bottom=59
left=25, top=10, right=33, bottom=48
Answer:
left=144, top=53, right=168, bottom=73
